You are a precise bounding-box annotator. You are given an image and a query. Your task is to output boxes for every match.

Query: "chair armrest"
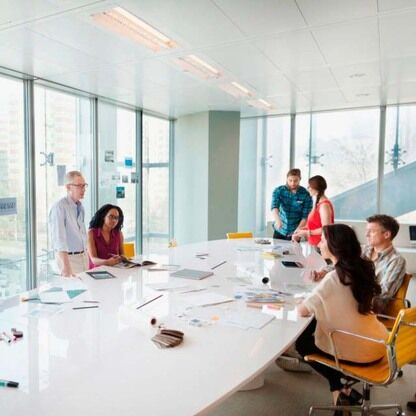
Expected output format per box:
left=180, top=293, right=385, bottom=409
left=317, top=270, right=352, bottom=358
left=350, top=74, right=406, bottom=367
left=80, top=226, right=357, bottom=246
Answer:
left=377, top=313, right=397, bottom=321
left=328, top=329, right=386, bottom=368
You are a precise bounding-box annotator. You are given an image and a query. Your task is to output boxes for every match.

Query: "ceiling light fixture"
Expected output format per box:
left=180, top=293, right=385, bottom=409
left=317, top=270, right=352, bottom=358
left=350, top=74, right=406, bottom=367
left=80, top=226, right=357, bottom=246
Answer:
left=173, top=55, right=221, bottom=79
left=247, top=98, right=274, bottom=110
left=356, top=93, right=370, bottom=97
left=92, top=7, right=177, bottom=52
left=219, top=82, right=253, bottom=98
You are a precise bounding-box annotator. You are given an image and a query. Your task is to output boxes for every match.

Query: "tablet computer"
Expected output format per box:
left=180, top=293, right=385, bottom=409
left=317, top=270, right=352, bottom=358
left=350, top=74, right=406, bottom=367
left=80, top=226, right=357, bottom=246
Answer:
left=281, top=261, right=304, bottom=268
left=86, top=270, right=116, bottom=279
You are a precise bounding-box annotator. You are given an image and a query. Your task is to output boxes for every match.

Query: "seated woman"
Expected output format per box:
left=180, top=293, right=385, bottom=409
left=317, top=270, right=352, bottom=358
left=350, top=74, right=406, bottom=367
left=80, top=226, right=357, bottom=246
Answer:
left=292, top=175, right=334, bottom=247
left=296, top=224, right=388, bottom=408
left=87, top=204, right=125, bottom=268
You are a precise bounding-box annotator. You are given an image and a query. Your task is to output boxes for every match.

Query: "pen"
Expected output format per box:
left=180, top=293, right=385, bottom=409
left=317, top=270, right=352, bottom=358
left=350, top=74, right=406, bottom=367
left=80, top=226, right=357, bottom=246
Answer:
left=136, top=294, right=163, bottom=310
left=0, top=379, right=19, bottom=388
left=211, top=260, right=227, bottom=270
left=83, top=300, right=100, bottom=303
left=179, top=288, right=207, bottom=294
left=72, top=305, right=99, bottom=310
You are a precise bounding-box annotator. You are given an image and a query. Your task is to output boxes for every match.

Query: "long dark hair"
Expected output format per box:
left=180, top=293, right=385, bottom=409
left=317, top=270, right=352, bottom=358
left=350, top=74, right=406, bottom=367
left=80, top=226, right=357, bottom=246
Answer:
left=89, top=204, right=124, bottom=231
left=309, top=175, right=327, bottom=207
left=323, top=224, right=381, bottom=314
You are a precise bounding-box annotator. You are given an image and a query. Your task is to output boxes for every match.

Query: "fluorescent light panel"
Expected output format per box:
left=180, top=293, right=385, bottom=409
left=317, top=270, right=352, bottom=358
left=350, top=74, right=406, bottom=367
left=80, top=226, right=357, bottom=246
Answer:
left=174, top=54, right=221, bottom=79
left=92, top=7, right=176, bottom=52
left=220, top=82, right=253, bottom=98
left=247, top=98, right=274, bottom=110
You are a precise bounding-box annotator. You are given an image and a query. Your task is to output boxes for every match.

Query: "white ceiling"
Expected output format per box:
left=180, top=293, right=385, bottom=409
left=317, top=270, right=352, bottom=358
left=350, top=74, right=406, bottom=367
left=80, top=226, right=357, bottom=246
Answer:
left=1, top=0, right=416, bottom=117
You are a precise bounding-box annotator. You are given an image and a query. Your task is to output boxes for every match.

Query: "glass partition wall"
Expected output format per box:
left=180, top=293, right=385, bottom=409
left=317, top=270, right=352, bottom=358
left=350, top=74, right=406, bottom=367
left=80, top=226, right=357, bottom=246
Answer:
left=0, top=73, right=172, bottom=299
left=0, top=75, right=26, bottom=297
left=34, top=86, right=93, bottom=284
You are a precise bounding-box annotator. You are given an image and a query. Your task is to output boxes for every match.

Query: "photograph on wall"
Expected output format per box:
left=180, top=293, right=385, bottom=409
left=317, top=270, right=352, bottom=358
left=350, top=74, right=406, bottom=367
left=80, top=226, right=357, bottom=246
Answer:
left=111, top=173, right=121, bottom=182
left=131, top=172, right=139, bottom=183
left=124, top=156, right=133, bottom=168
left=57, top=165, right=66, bottom=186
left=105, top=150, right=115, bottom=163
left=116, top=186, right=125, bottom=199
left=122, top=175, right=129, bottom=183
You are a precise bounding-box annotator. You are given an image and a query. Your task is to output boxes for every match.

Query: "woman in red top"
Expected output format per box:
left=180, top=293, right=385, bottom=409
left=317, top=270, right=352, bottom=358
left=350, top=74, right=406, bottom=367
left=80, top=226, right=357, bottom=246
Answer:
left=292, top=175, right=334, bottom=247
left=87, top=204, right=125, bottom=268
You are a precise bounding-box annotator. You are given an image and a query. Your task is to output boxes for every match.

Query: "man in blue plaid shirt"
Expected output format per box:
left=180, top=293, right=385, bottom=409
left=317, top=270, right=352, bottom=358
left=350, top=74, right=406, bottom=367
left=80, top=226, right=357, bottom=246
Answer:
left=271, top=168, right=312, bottom=240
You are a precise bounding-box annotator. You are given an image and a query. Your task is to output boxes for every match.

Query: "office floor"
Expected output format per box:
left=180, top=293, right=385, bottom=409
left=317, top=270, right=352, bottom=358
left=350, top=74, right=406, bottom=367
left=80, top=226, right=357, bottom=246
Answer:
left=210, top=276, right=416, bottom=416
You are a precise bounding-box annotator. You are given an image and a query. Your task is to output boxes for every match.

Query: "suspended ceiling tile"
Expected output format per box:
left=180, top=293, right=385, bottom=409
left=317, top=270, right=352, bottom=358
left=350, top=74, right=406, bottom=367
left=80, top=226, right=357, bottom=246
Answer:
left=378, top=0, right=416, bottom=12
left=286, top=67, right=339, bottom=93
left=27, top=15, right=152, bottom=65
left=297, top=0, right=376, bottom=26
left=379, top=10, right=416, bottom=59
left=386, top=82, right=416, bottom=103
left=0, top=28, right=103, bottom=74
left=341, top=85, right=381, bottom=103
left=306, top=89, right=347, bottom=109
left=240, top=73, right=294, bottom=97
left=0, top=44, right=68, bottom=77
left=383, top=56, right=416, bottom=84
left=331, top=61, right=381, bottom=88
left=213, top=0, right=306, bottom=37
left=199, top=42, right=280, bottom=79
left=312, top=18, right=379, bottom=66
left=253, top=30, right=326, bottom=72
left=119, top=0, right=244, bottom=48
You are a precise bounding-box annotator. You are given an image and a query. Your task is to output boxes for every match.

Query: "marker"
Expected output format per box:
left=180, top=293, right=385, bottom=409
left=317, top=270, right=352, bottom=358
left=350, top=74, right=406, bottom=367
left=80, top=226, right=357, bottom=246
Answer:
left=0, top=379, right=19, bottom=388
left=211, top=260, right=227, bottom=270
left=72, top=305, right=99, bottom=310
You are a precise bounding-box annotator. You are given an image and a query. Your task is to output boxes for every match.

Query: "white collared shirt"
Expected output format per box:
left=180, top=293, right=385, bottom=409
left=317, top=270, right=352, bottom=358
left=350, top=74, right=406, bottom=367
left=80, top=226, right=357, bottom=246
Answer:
left=48, top=195, right=87, bottom=252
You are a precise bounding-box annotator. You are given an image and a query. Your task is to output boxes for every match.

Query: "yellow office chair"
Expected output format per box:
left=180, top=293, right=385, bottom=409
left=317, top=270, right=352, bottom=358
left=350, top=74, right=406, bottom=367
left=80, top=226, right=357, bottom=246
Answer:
left=123, top=242, right=135, bottom=258
left=379, top=273, right=412, bottom=330
left=226, top=232, right=253, bottom=239
left=305, top=307, right=416, bottom=416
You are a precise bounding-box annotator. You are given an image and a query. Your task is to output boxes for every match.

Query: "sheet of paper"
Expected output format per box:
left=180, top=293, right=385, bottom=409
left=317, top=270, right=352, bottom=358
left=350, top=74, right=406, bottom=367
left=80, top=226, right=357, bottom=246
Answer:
left=222, top=310, right=275, bottom=330
left=146, top=281, right=189, bottom=291
left=182, top=292, right=234, bottom=307
left=39, top=288, right=72, bottom=304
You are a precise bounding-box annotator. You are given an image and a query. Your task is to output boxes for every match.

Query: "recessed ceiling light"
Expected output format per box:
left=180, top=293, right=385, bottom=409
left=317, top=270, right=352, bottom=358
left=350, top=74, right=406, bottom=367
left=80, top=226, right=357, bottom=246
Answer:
left=219, top=82, right=253, bottom=98
left=173, top=55, right=221, bottom=79
left=247, top=98, right=274, bottom=110
left=92, top=7, right=177, bottom=52
left=356, top=93, right=370, bottom=97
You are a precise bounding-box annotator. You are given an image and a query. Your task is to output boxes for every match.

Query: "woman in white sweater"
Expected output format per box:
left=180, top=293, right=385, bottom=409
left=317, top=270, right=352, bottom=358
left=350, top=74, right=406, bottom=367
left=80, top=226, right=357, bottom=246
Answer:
left=296, top=223, right=388, bottom=409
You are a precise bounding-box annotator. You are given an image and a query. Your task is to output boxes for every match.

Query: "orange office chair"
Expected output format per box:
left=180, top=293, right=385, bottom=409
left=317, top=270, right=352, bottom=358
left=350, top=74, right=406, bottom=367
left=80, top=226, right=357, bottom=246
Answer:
left=226, top=232, right=253, bottom=239
left=379, top=273, right=412, bottom=330
left=305, top=307, right=416, bottom=415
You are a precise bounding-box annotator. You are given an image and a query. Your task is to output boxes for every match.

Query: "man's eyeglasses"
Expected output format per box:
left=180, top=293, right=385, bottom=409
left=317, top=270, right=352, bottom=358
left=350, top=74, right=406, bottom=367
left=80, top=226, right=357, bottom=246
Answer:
left=107, top=214, right=120, bottom=221
left=69, top=183, right=88, bottom=189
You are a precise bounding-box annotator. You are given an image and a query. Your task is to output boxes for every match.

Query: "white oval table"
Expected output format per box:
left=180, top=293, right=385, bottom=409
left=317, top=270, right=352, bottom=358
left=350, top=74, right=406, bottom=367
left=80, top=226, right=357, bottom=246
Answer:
left=0, top=238, right=314, bottom=416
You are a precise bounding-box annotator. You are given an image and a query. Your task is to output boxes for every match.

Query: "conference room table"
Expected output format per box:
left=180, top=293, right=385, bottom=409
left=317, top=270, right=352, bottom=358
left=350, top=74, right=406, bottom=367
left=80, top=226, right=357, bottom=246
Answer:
left=0, top=238, right=316, bottom=415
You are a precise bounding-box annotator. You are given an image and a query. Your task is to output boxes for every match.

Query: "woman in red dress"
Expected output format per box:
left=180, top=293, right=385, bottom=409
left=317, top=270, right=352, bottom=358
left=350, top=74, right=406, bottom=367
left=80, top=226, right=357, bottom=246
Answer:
left=292, top=175, right=334, bottom=247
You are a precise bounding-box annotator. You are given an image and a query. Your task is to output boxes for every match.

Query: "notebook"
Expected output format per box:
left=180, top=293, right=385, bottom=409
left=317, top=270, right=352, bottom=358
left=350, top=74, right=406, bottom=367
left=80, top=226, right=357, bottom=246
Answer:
left=86, top=270, right=116, bottom=279
left=170, top=268, right=213, bottom=280
left=113, top=258, right=156, bottom=269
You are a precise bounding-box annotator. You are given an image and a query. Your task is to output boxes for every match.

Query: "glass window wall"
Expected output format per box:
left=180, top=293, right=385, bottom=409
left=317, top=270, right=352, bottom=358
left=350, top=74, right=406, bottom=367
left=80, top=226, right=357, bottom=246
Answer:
left=0, top=75, right=26, bottom=297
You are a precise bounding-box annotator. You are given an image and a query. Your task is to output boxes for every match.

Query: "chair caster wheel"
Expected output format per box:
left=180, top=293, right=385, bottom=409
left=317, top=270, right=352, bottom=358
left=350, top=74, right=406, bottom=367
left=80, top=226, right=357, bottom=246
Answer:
left=397, top=369, right=403, bottom=377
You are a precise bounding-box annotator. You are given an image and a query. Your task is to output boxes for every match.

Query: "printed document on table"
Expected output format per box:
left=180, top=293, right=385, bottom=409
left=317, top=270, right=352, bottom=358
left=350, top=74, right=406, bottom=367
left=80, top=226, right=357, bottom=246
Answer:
left=182, top=292, right=234, bottom=307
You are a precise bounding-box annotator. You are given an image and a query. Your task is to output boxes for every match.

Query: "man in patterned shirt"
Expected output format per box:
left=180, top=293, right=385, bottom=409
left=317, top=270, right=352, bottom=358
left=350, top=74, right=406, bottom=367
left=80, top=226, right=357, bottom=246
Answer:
left=363, top=214, right=406, bottom=312
left=271, top=168, right=312, bottom=240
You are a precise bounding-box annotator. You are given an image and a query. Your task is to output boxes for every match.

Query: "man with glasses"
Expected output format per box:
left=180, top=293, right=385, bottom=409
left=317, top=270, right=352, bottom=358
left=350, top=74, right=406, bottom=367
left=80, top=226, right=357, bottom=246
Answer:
left=49, top=171, right=89, bottom=277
